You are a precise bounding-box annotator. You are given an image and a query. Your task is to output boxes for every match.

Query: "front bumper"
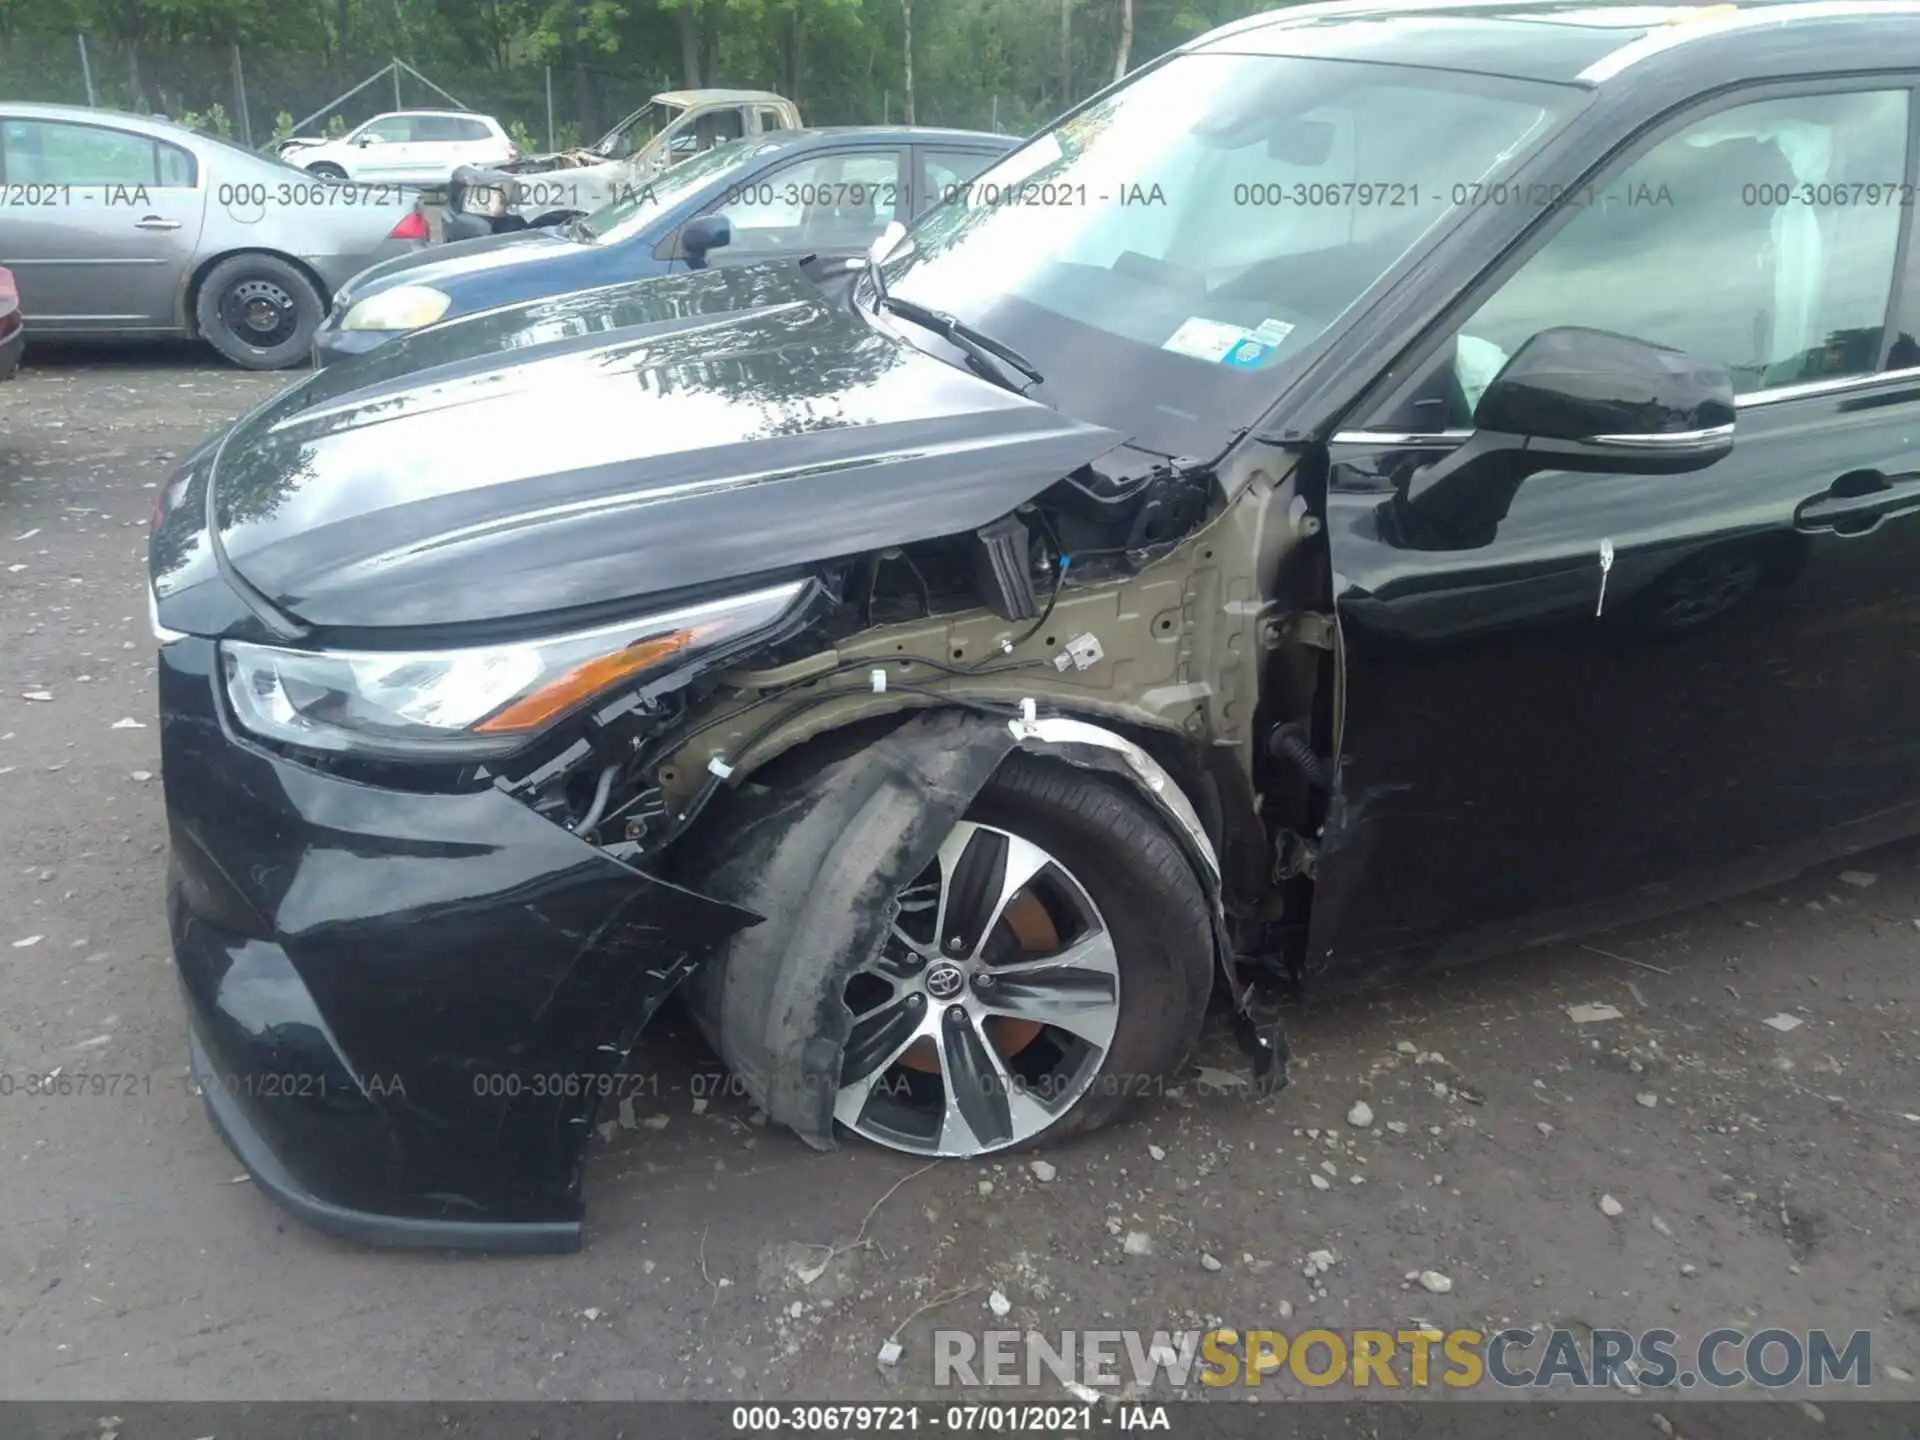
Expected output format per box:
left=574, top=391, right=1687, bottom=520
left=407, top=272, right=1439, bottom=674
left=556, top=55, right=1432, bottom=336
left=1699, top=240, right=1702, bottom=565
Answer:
left=0, top=319, right=21, bottom=379
left=310, top=324, right=401, bottom=368
left=160, top=638, right=759, bottom=1250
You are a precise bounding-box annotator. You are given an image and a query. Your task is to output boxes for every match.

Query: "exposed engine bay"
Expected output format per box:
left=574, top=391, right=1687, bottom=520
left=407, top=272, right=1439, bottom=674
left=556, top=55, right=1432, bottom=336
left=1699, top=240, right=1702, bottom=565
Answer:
left=487, top=438, right=1340, bottom=1114
left=150, top=258, right=1340, bottom=1174
left=447, top=154, right=634, bottom=229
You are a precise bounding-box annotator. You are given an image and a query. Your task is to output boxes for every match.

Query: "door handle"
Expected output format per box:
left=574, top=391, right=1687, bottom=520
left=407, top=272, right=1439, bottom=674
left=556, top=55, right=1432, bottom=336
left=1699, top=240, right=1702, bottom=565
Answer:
left=1793, top=469, right=1920, bottom=534
left=134, top=216, right=182, bottom=231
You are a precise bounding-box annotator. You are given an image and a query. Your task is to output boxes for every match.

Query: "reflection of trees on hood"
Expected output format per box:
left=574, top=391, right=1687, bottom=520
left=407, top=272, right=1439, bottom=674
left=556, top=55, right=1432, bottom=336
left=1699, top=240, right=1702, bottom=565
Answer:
left=214, top=440, right=319, bottom=532
left=148, top=467, right=208, bottom=589
left=188, top=260, right=905, bottom=535
left=626, top=299, right=901, bottom=441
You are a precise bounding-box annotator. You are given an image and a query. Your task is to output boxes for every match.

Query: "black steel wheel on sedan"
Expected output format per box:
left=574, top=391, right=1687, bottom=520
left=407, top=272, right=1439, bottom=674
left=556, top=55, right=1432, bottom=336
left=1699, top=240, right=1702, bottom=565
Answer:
left=151, top=0, right=1920, bottom=1253
left=0, top=102, right=427, bottom=369
left=194, top=253, right=328, bottom=370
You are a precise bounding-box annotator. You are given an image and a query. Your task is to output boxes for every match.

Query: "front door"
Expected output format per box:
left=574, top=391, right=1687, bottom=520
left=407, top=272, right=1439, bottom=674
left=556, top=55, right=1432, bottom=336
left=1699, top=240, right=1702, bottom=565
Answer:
left=0, top=116, right=205, bottom=331
left=1310, top=77, right=1920, bottom=982
left=658, top=106, right=748, bottom=171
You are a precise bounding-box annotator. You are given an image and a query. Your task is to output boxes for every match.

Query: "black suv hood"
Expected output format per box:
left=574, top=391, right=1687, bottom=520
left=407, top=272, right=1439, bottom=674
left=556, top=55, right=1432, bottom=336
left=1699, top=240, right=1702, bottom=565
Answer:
left=159, top=264, right=1122, bottom=633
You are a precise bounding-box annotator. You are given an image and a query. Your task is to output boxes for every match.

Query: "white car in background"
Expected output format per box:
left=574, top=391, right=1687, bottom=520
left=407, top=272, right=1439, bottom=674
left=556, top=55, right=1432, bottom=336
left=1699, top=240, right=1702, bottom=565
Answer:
left=277, top=111, right=515, bottom=187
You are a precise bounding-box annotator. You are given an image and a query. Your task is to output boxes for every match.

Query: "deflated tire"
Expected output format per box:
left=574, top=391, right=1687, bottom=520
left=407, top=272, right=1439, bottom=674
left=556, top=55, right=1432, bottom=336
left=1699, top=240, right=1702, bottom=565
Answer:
left=692, top=746, right=1215, bottom=1157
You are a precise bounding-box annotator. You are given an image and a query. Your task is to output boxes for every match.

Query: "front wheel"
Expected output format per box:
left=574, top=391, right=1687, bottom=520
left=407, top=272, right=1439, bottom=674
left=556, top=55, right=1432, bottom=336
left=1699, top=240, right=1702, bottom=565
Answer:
left=195, top=254, right=325, bottom=370
left=829, top=753, right=1214, bottom=1156
left=304, top=162, right=348, bottom=181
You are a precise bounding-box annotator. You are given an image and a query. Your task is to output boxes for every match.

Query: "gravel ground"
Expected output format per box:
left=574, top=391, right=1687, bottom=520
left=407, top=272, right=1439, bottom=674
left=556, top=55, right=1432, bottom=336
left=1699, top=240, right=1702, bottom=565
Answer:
left=0, top=351, right=1916, bottom=1407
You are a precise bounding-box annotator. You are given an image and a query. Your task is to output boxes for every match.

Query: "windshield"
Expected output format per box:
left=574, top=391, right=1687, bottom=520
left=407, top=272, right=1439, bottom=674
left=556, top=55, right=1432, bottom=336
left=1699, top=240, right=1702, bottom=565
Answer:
left=580, top=138, right=776, bottom=243
left=597, top=100, right=685, bottom=158
left=875, top=50, right=1577, bottom=458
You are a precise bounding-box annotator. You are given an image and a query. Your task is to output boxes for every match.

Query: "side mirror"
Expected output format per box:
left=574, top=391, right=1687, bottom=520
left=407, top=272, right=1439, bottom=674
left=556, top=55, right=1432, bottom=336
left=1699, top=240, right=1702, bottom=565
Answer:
left=1471, top=325, right=1735, bottom=471
left=680, top=213, right=732, bottom=268
left=355, top=133, right=377, bottom=147
left=1390, top=328, right=1735, bottom=550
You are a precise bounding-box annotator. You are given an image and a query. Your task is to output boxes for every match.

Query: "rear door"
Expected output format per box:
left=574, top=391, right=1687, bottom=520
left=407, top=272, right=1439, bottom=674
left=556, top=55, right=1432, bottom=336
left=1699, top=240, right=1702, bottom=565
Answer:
left=1310, top=77, right=1920, bottom=982
left=404, top=115, right=465, bottom=185
left=350, top=114, right=421, bottom=183
left=459, top=116, right=510, bottom=168
left=0, top=116, right=206, bottom=331
left=692, top=144, right=906, bottom=271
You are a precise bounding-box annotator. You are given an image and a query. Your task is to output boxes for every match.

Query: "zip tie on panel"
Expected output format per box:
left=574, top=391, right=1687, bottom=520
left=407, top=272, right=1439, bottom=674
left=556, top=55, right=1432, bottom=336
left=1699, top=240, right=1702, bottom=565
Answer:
left=707, top=756, right=736, bottom=780
left=871, top=667, right=888, bottom=693
left=1021, top=697, right=1037, bottom=723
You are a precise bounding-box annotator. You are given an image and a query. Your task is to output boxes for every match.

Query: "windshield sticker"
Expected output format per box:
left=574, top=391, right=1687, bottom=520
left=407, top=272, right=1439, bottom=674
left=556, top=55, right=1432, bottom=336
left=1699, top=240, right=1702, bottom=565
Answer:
left=1251, top=318, right=1296, bottom=347
left=1162, top=317, right=1253, bottom=363
left=1221, top=337, right=1279, bottom=370
left=1163, top=317, right=1286, bottom=369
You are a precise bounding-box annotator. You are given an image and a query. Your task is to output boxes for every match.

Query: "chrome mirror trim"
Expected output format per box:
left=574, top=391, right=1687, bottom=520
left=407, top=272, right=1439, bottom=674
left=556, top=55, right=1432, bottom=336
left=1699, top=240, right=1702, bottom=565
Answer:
left=1582, top=423, right=1735, bottom=450
left=1329, top=429, right=1474, bottom=445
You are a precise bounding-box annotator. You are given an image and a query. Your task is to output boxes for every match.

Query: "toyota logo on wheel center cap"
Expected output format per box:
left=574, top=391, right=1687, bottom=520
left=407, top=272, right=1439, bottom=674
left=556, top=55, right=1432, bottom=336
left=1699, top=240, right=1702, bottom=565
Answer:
left=925, top=962, right=965, bottom=999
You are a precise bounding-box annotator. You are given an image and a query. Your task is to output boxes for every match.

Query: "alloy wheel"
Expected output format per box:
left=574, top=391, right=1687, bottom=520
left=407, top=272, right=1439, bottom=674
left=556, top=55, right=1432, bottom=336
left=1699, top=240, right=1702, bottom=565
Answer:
left=834, top=821, right=1121, bottom=1156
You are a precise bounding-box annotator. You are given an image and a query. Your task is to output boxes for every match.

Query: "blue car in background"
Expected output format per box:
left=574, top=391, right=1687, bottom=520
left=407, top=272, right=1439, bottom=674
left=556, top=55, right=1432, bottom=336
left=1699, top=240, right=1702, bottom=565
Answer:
left=313, top=126, right=1014, bottom=367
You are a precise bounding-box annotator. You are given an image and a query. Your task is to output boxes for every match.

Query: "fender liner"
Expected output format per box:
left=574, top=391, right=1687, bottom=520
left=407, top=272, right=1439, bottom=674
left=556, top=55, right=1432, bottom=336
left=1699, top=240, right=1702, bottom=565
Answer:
left=686, top=708, right=1287, bottom=1148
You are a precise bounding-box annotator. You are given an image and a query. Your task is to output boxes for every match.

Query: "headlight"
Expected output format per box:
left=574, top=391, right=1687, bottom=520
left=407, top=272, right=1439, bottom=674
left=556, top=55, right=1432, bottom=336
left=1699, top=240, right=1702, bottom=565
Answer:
left=340, top=285, right=453, bottom=333
left=220, top=580, right=806, bottom=758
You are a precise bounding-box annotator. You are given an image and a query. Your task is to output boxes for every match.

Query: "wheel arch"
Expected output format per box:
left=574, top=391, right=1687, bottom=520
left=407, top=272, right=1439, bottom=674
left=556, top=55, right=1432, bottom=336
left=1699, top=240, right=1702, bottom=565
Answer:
left=666, top=703, right=1284, bottom=1147
left=182, top=248, right=333, bottom=337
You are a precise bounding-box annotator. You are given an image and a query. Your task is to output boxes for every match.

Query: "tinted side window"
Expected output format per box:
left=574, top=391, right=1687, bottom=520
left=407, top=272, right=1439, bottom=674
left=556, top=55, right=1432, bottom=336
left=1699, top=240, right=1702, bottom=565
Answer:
left=920, top=148, right=1001, bottom=215
left=1, top=120, right=163, bottom=185
left=156, top=140, right=195, bottom=185
left=1452, top=89, right=1911, bottom=415
left=711, top=150, right=902, bottom=251
left=456, top=118, right=494, bottom=142
left=359, top=116, right=417, bottom=143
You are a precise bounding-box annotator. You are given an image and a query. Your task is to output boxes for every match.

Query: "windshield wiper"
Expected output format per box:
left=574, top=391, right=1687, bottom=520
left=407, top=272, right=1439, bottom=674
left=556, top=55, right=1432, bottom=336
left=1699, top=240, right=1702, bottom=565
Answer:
left=878, top=294, right=1044, bottom=395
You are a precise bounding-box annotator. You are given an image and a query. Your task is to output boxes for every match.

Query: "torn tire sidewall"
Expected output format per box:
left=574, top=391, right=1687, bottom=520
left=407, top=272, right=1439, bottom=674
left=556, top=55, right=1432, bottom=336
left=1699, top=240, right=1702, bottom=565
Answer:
left=687, top=711, right=1018, bottom=1145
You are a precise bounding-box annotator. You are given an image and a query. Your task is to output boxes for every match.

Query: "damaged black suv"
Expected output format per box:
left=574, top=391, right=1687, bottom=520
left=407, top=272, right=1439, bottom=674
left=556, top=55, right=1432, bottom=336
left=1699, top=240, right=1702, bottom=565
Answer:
left=152, top=0, right=1920, bottom=1250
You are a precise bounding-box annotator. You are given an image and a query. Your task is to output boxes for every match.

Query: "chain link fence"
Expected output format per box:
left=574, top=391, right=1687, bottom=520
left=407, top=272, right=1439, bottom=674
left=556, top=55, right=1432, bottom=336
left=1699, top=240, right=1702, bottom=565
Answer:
left=0, top=34, right=1027, bottom=157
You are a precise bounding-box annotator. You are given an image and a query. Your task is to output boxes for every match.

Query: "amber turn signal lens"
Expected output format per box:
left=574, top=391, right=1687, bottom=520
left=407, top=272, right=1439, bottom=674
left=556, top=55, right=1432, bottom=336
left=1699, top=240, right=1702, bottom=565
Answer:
left=474, top=630, right=695, bottom=734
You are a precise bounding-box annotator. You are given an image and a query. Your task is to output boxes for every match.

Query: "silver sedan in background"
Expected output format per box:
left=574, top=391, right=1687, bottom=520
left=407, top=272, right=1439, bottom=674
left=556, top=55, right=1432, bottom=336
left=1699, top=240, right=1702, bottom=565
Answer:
left=0, top=102, right=428, bottom=369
